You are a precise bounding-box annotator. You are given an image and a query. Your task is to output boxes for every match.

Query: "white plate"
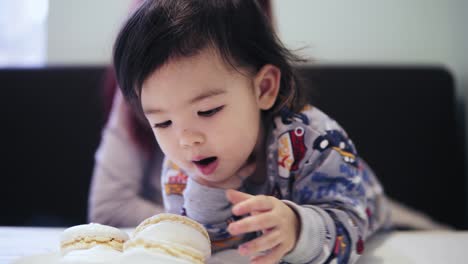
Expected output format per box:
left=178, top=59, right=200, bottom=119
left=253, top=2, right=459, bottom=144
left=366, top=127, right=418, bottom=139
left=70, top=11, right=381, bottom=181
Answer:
left=12, top=250, right=250, bottom=264
left=12, top=253, right=60, bottom=264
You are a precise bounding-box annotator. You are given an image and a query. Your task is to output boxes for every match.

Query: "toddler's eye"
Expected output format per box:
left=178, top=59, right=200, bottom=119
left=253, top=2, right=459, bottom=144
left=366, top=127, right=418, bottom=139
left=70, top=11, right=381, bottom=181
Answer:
left=154, top=120, right=172, bottom=129
left=198, top=106, right=224, bottom=117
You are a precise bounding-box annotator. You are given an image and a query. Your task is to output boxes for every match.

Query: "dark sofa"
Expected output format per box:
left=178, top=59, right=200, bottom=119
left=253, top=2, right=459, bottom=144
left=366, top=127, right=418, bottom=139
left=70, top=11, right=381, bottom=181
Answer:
left=1, top=65, right=465, bottom=229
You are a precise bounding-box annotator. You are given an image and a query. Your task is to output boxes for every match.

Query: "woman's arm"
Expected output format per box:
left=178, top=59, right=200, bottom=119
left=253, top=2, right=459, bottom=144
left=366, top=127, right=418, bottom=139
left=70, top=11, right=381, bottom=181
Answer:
left=88, top=92, right=164, bottom=227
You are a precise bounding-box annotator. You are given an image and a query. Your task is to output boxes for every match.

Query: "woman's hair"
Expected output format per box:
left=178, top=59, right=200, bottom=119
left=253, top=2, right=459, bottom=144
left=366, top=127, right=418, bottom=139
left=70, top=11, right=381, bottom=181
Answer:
left=101, top=68, right=156, bottom=155
left=113, top=0, right=307, bottom=120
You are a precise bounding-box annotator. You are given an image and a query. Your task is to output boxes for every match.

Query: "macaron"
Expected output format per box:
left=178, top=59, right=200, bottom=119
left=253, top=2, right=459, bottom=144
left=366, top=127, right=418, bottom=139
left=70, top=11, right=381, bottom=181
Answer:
left=123, top=213, right=211, bottom=264
left=60, top=223, right=129, bottom=255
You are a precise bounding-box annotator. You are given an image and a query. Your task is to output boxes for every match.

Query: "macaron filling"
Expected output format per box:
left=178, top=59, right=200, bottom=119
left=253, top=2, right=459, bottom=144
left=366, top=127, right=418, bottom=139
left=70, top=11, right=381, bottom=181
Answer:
left=61, top=237, right=126, bottom=254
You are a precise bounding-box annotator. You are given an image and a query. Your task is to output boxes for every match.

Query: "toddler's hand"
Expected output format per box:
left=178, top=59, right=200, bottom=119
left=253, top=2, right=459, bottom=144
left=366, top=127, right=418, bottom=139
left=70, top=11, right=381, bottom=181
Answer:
left=226, top=190, right=299, bottom=264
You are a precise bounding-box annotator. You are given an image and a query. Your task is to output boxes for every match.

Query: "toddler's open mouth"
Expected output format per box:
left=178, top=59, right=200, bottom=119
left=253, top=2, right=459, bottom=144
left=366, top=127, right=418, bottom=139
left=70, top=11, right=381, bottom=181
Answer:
left=193, top=157, right=218, bottom=175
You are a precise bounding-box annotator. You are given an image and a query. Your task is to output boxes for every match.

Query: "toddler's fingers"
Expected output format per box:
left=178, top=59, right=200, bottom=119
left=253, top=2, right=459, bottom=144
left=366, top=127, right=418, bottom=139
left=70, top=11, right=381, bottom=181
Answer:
left=228, top=212, right=276, bottom=235
left=232, top=195, right=273, bottom=215
left=237, top=229, right=281, bottom=256
left=250, top=244, right=284, bottom=264
left=226, top=189, right=253, bottom=205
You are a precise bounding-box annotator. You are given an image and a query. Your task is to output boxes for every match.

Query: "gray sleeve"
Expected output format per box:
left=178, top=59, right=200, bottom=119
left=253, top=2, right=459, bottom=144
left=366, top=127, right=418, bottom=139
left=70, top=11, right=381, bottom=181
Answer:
left=279, top=149, right=384, bottom=264
left=88, top=92, right=163, bottom=227
left=283, top=150, right=388, bottom=263
left=272, top=108, right=389, bottom=263
left=281, top=201, right=336, bottom=264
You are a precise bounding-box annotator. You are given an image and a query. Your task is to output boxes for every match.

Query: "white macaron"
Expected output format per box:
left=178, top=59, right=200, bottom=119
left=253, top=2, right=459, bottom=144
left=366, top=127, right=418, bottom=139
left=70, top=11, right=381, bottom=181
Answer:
left=123, top=213, right=211, bottom=264
left=60, top=223, right=129, bottom=255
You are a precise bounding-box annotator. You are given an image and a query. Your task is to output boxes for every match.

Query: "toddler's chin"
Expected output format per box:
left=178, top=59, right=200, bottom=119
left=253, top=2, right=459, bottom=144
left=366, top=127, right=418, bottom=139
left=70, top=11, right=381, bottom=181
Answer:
left=200, top=172, right=243, bottom=189
left=236, top=162, right=257, bottom=179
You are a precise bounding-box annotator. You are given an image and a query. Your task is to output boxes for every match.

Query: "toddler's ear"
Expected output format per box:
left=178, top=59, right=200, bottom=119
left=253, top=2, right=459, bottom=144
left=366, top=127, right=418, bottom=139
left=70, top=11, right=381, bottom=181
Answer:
left=254, top=64, right=281, bottom=110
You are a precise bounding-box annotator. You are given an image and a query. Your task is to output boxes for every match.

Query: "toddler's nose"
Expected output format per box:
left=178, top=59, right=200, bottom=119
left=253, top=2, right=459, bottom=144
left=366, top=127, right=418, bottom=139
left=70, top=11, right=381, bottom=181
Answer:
left=179, top=130, right=205, bottom=148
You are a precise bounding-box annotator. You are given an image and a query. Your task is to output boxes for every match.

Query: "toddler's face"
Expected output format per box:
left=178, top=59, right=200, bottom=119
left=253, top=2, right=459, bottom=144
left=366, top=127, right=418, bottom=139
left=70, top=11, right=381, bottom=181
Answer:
left=141, top=49, right=263, bottom=184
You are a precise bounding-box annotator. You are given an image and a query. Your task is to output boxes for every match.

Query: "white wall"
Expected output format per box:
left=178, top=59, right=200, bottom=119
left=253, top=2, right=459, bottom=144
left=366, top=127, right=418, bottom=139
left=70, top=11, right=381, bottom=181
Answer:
left=273, top=0, right=467, bottom=98
left=47, top=0, right=133, bottom=65
left=0, top=0, right=48, bottom=66
left=273, top=0, right=468, bottom=117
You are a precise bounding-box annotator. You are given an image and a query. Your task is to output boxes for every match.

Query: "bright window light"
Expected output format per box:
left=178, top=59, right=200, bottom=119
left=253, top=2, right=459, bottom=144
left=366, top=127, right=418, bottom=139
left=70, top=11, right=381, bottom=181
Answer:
left=0, top=0, right=49, bottom=67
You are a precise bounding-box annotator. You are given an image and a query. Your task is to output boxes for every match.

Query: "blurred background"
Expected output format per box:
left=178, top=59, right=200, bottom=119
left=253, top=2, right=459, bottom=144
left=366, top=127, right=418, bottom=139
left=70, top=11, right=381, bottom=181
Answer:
left=1, top=0, right=467, bottom=228
left=3, top=0, right=466, bottom=129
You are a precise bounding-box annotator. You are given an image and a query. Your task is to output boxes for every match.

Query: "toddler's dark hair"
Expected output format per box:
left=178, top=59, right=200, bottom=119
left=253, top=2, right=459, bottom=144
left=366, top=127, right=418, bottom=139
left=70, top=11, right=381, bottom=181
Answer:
left=113, top=0, right=307, bottom=118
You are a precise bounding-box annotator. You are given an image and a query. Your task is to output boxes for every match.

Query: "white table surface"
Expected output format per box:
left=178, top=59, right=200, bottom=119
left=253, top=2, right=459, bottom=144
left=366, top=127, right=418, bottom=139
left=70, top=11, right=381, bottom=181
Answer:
left=0, top=226, right=467, bottom=264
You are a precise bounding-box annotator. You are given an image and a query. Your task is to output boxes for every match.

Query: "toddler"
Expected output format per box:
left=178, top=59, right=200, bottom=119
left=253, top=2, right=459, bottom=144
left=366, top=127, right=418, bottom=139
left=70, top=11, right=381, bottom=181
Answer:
left=112, top=0, right=389, bottom=263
